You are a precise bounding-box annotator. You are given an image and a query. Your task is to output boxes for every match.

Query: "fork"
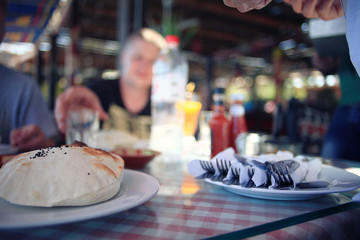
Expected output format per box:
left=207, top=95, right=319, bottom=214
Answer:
left=269, top=162, right=330, bottom=189
left=244, top=168, right=255, bottom=188
left=223, top=167, right=240, bottom=185
left=195, top=160, right=216, bottom=179
left=211, top=159, right=231, bottom=181
left=267, top=161, right=295, bottom=188
left=276, top=162, right=294, bottom=185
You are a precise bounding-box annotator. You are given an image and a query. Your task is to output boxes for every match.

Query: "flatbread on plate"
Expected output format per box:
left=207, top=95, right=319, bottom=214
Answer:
left=0, top=145, right=124, bottom=207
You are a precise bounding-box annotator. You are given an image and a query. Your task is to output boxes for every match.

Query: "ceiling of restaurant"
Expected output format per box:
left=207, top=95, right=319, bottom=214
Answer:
left=75, top=0, right=309, bottom=59
left=2, top=0, right=311, bottom=70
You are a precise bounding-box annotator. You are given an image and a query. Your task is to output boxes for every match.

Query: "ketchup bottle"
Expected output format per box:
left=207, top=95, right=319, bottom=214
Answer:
left=209, top=88, right=230, bottom=158
left=229, top=93, right=247, bottom=152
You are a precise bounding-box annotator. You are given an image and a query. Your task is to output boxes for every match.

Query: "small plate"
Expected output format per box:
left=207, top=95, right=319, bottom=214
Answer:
left=205, top=165, right=360, bottom=200
left=0, top=169, right=159, bottom=229
left=112, top=148, right=160, bottom=169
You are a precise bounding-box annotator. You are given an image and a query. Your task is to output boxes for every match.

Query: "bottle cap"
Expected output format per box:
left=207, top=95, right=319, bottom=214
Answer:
left=165, top=35, right=180, bottom=45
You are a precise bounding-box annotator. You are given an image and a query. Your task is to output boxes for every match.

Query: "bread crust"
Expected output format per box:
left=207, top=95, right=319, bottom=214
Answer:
left=0, top=145, right=124, bottom=207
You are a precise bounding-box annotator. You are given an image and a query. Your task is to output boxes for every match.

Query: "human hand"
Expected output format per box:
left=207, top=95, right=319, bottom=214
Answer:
left=10, top=125, right=52, bottom=152
left=55, top=86, right=108, bottom=133
left=223, top=0, right=272, bottom=12
left=283, top=0, right=343, bottom=20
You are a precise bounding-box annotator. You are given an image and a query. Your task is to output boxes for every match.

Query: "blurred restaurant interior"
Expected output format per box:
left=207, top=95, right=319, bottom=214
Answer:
left=3, top=2, right=360, bottom=238
left=1, top=0, right=346, bottom=155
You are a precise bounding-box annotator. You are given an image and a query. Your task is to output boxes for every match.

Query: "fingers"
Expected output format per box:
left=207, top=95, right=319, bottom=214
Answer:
left=288, top=0, right=318, bottom=18
left=16, top=133, right=45, bottom=152
left=55, top=86, right=108, bottom=133
left=54, top=90, right=69, bottom=133
left=317, top=0, right=344, bottom=20
left=317, top=0, right=334, bottom=20
left=289, top=0, right=303, bottom=14
left=10, top=125, right=34, bottom=145
left=302, top=0, right=319, bottom=19
left=223, top=0, right=343, bottom=20
left=10, top=125, right=46, bottom=152
left=253, top=0, right=272, bottom=10
left=223, top=0, right=234, bottom=7
left=98, top=107, right=109, bottom=121
left=237, top=3, right=254, bottom=13
left=223, top=0, right=253, bottom=12
left=286, top=0, right=343, bottom=20
left=223, top=0, right=272, bottom=13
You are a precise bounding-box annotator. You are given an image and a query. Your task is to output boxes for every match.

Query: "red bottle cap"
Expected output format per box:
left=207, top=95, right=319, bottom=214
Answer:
left=165, top=35, right=180, bottom=44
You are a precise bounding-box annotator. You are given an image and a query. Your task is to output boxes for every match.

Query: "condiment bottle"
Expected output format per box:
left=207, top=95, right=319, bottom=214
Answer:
left=229, top=93, right=247, bottom=152
left=209, top=88, right=230, bottom=158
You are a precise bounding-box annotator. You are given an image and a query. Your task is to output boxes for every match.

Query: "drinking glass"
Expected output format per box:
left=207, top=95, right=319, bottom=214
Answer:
left=66, top=109, right=99, bottom=147
left=179, top=101, right=202, bottom=136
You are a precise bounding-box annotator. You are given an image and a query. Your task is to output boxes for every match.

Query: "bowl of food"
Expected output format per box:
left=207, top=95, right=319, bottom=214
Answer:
left=111, top=147, right=160, bottom=169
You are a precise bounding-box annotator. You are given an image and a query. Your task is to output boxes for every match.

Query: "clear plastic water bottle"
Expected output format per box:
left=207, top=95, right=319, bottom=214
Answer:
left=150, top=35, right=189, bottom=155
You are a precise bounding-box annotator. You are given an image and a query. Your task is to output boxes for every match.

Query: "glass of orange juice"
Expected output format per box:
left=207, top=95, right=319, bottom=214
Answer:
left=177, top=101, right=202, bottom=136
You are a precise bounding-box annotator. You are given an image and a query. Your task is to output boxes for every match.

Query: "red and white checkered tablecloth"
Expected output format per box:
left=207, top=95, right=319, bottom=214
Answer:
left=0, top=157, right=360, bottom=240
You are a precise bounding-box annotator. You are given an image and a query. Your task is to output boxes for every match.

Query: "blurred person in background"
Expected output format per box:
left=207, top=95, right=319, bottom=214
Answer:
left=55, top=28, right=166, bottom=139
left=0, top=0, right=58, bottom=152
left=313, top=53, right=360, bottom=161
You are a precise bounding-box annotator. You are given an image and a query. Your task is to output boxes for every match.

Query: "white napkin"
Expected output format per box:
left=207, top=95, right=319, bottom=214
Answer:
left=187, top=147, right=238, bottom=180
left=187, top=149, right=323, bottom=190
left=187, top=160, right=209, bottom=178
left=251, top=151, right=296, bottom=188
left=239, top=163, right=254, bottom=186
left=304, top=157, right=322, bottom=182
left=291, top=156, right=309, bottom=186
left=223, top=164, right=238, bottom=183
left=223, top=161, right=254, bottom=187
left=290, top=156, right=322, bottom=187
left=250, top=158, right=268, bottom=187
left=210, top=147, right=238, bottom=175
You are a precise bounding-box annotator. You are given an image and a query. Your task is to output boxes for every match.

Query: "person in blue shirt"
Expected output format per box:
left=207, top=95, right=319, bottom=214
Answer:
left=0, top=0, right=58, bottom=152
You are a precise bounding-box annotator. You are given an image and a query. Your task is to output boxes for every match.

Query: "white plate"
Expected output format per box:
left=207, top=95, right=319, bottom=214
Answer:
left=0, top=169, right=159, bottom=229
left=205, top=165, right=360, bottom=200
left=0, top=144, right=18, bottom=155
